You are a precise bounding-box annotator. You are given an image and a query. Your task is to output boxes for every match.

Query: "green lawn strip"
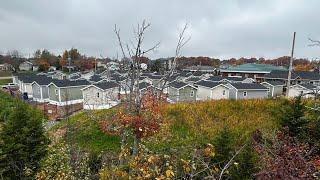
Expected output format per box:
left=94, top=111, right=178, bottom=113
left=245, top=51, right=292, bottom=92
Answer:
left=0, top=79, right=12, bottom=85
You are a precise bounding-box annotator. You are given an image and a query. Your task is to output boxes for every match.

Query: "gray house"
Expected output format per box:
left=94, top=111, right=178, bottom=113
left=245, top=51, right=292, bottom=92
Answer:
left=47, top=80, right=90, bottom=106
left=226, top=83, right=268, bottom=100
left=81, top=81, right=119, bottom=110
left=167, top=81, right=197, bottom=103
left=260, top=81, right=284, bottom=97
left=32, top=76, right=52, bottom=102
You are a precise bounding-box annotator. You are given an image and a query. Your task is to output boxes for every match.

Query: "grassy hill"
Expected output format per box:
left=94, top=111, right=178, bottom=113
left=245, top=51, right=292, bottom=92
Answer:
left=51, top=99, right=285, bottom=155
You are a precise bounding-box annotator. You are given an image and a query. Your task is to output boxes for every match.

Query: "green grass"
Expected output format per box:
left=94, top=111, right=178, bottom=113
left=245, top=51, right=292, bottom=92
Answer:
left=53, top=110, right=121, bottom=153
left=0, top=79, right=12, bottom=85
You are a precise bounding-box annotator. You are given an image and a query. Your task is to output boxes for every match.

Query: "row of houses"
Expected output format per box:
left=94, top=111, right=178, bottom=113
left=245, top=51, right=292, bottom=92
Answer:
left=11, top=64, right=319, bottom=112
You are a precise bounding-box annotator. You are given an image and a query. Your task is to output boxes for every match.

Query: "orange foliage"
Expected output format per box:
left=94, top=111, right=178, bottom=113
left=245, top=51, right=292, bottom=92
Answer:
left=100, top=90, right=166, bottom=139
left=294, top=64, right=313, bottom=71
left=59, top=58, right=67, bottom=67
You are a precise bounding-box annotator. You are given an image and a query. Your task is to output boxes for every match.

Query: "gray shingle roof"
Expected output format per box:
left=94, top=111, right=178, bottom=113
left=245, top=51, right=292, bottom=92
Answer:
left=206, top=76, right=224, bottom=82
left=229, top=83, right=268, bottom=90
left=51, top=79, right=90, bottom=87
left=169, top=81, right=189, bottom=89
left=94, top=81, right=119, bottom=90
left=33, top=76, right=52, bottom=85
left=196, top=80, right=222, bottom=88
left=139, top=82, right=151, bottom=90
left=185, top=77, right=201, bottom=82
left=90, top=75, right=103, bottom=82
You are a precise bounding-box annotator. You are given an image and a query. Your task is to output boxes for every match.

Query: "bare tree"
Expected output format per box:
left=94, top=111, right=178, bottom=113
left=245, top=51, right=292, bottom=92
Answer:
left=113, top=20, right=190, bottom=159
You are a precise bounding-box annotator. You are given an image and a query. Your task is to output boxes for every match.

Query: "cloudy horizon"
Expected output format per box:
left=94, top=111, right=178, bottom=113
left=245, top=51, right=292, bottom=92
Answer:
left=0, top=0, right=319, bottom=60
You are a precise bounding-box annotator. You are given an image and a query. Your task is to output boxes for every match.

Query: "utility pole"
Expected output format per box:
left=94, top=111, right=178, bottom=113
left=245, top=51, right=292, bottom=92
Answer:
left=286, top=32, right=296, bottom=97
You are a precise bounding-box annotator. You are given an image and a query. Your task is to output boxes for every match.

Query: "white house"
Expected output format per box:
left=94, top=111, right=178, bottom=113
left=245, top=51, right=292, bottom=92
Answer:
left=226, top=83, right=268, bottom=100
left=288, top=84, right=318, bottom=98
left=19, top=61, right=33, bottom=71
left=195, top=80, right=230, bottom=100
left=81, top=81, right=119, bottom=110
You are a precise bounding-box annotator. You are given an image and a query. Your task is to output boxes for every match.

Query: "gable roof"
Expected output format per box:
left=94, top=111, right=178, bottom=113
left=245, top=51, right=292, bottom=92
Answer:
left=32, top=76, right=52, bottom=86
left=196, top=80, right=225, bottom=89
left=50, top=79, right=90, bottom=88
left=169, top=81, right=193, bottom=89
left=228, top=83, right=268, bottom=90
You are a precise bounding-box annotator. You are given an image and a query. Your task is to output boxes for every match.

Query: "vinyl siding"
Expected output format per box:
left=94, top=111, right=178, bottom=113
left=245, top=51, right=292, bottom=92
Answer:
left=32, top=83, right=41, bottom=99
left=48, top=84, right=59, bottom=101
left=196, top=86, right=212, bottom=100
left=237, top=90, right=268, bottom=99
left=211, top=86, right=229, bottom=100
left=82, top=86, right=118, bottom=106
left=60, top=86, right=84, bottom=101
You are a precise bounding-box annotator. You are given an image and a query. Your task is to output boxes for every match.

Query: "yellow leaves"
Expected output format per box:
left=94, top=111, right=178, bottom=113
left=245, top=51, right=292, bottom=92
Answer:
left=204, top=143, right=215, bottom=157
left=165, top=169, right=174, bottom=178
left=181, top=159, right=192, bottom=173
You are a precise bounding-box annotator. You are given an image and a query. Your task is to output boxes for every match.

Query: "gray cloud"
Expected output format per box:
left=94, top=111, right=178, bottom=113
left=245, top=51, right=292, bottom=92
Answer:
left=0, top=0, right=319, bottom=59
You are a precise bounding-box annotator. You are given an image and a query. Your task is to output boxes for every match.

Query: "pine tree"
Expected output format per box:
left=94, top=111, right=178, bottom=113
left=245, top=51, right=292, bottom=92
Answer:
left=0, top=101, right=49, bottom=179
left=213, top=126, right=234, bottom=164
left=229, top=141, right=259, bottom=180
left=280, top=96, right=308, bottom=136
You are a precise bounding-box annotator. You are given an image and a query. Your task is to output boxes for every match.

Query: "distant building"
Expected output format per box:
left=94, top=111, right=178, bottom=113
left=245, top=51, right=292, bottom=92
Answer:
left=288, top=84, right=318, bottom=99
left=195, top=80, right=230, bottom=100
left=19, top=61, right=33, bottom=71
left=260, top=81, right=284, bottom=97
left=167, top=81, right=197, bottom=103
left=81, top=81, right=119, bottom=110
left=220, top=63, right=287, bottom=82
left=0, top=63, right=14, bottom=71
left=226, top=83, right=269, bottom=100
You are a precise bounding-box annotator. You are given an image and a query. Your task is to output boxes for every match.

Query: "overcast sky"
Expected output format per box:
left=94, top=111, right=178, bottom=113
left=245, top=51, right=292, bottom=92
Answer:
left=0, top=0, right=319, bottom=60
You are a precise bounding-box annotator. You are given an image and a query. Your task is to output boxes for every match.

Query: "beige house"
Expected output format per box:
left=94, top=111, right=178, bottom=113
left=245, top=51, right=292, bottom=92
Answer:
left=81, top=81, right=119, bottom=110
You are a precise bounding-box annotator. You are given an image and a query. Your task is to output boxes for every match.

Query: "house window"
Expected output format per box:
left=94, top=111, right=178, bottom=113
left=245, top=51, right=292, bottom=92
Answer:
left=243, top=91, right=247, bottom=97
left=97, top=92, right=100, bottom=98
left=190, top=90, right=194, bottom=97
left=55, top=89, right=58, bottom=95
left=267, top=87, right=270, bottom=92
left=222, top=90, right=226, bottom=95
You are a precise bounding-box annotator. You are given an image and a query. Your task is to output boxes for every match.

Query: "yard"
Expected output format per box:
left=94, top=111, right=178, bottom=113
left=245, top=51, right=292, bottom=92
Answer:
left=0, top=79, right=12, bottom=85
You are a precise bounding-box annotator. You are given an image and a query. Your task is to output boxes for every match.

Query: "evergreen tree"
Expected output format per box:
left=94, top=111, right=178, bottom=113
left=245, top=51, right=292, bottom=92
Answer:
left=229, top=141, right=259, bottom=180
left=213, top=126, right=234, bottom=164
left=0, top=101, right=49, bottom=179
left=280, top=95, right=308, bottom=136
